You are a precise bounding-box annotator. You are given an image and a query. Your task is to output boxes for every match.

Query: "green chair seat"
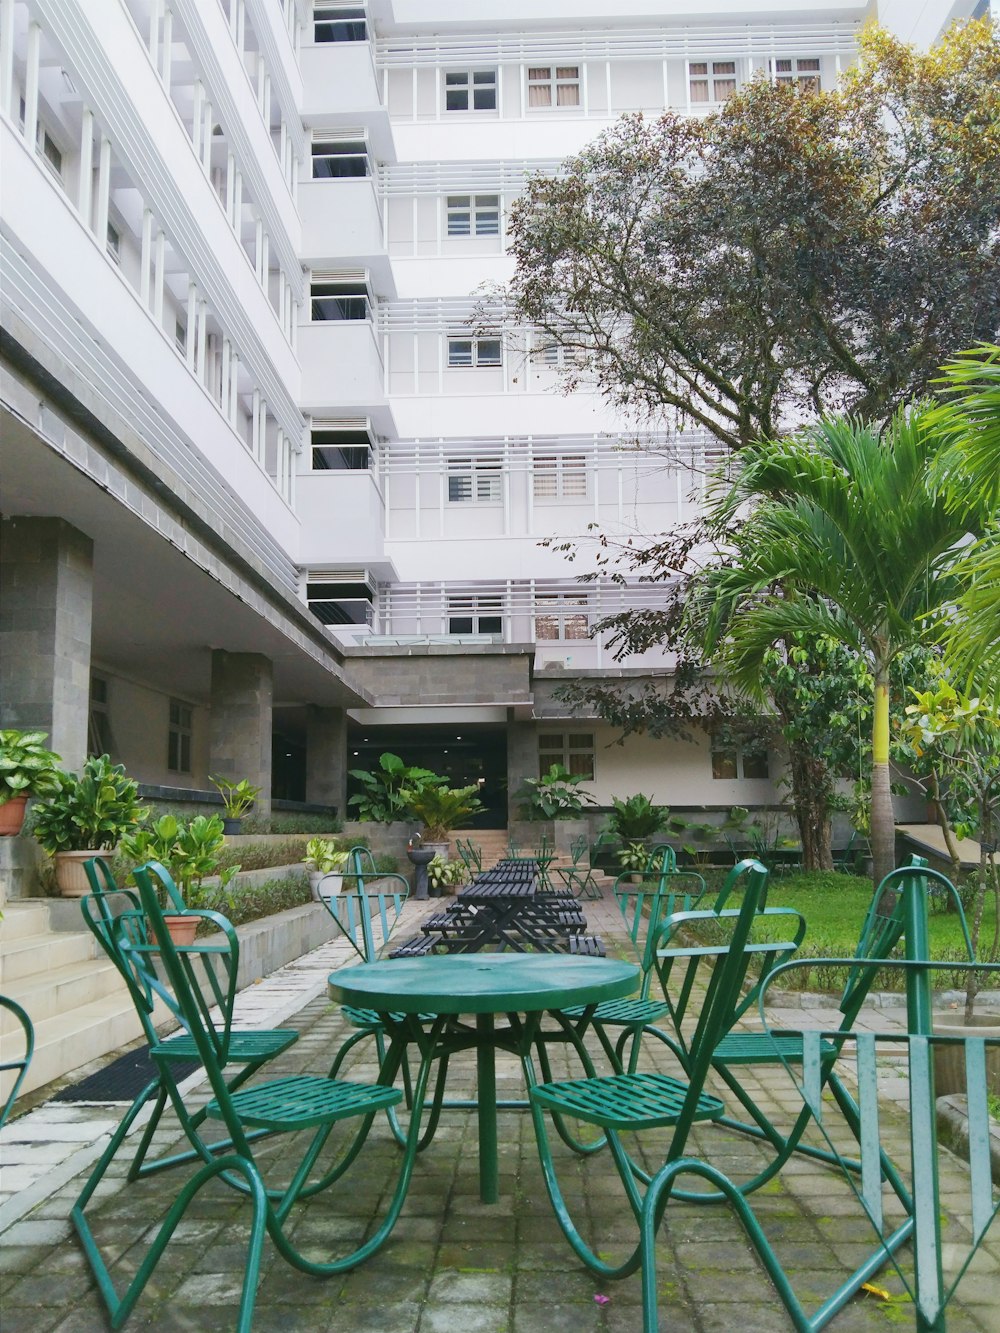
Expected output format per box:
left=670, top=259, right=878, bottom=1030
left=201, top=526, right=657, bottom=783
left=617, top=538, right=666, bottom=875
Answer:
left=158, top=1030, right=297, bottom=1062
left=531, top=1071, right=725, bottom=1132
left=560, top=997, right=669, bottom=1027
left=208, top=1074, right=402, bottom=1131
left=712, top=1030, right=838, bottom=1065
left=342, top=1005, right=435, bottom=1028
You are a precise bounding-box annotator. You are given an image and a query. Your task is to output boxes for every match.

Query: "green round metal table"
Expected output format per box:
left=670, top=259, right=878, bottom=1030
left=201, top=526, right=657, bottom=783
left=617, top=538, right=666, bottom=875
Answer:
left=329, top=953, right=639, bottom=1203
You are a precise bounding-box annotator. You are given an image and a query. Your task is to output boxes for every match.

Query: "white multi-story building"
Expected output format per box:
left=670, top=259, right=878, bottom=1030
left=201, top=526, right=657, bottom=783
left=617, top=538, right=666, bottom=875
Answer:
left=1, top=0, right=992, bottom=851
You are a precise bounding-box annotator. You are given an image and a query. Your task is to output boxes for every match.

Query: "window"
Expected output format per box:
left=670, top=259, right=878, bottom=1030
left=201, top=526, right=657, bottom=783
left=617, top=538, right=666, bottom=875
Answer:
left=538, top=732, right=595, bottom=780
left=532, top=454, right=587, bottom=498
left=311, top=139, right=369, bottom=178
left=312, top=426, right=372, bottom=470
left=307, top=576, right=375, bottom=626
left=175, top=319, right=187, bottom=354
left=88, top=675, right=115, bottom=759
left=106, top=221, right=121, bottom=263
left=770, top=57, right=821, bottom=92
left=446, top=194, right=500, bottom=237
left=448, top=336, right=502, bottom=367
left=711, top=733, right=770, bottom=780
left=41, top=129, right=63, bottom=177
left=531, top=341, right=578, bottom=368
left=314, top=5, right=367, bottom=42
left=447, top=457, right=502, bottom=503
left=527, top=65, right=581, bottom=108
left=168, top=699, right=193, bottom=773
left=689, top=60, right=738, bottom=104
left=447, top=595, right=503, bottom=636
left=445, top=69, right=497, bottom=112
left=534, top=594, right=589, bottom=641
left=311, top=281, right=369, bottom=320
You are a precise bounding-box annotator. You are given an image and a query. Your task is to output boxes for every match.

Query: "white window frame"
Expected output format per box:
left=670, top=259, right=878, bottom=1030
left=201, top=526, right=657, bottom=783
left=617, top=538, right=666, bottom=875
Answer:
left=538, top=731, right=595, bottom=780
left=446, top=193, right=501, bottom=237
left=532, top=453, right=587, bottom=499
left=447, top=457, right=503, bottom=503
left=534, top=594, right=590, bottom=641
left=444, top=69, right=498, bottom=113
left=446, top=595, right=504, bottom=636
left=770, top=57, right=822, bottom=92
left=447, top=336, right=502, bottom=368
left=688, top=59, right=738, bottom=105
left=311, top=138, right=370, bottom=178
left=710, top=733, right=771, bottom=781
left=526, top=64, right=582, bottom=109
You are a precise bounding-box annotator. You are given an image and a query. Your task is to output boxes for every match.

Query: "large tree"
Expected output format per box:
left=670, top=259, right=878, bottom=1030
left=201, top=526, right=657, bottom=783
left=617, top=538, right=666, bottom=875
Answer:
left=695, top=409, right=991, bottom=886
left=505, top=20, right=1000, bottom=449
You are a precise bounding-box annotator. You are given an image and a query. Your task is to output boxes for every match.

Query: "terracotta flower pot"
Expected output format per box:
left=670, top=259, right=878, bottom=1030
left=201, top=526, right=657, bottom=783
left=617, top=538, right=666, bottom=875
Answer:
left=54, top=849, right=114, bottom=897
left=0, top=795, right=28, bottom=836
left=151, top=914, right=199, bottom=947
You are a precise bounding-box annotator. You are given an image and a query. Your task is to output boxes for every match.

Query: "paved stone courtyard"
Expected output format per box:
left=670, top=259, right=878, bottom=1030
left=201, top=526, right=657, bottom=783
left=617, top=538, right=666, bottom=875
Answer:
left=1, top=890, right=998, bottom=1332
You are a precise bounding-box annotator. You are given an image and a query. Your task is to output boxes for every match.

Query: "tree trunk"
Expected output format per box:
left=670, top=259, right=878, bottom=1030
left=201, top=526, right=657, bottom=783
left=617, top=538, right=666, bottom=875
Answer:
left=928, top=771, right=962, bottom=882
left=870, top=671, right=895, bottom=887
left=787, top=746, right=834, bottom=871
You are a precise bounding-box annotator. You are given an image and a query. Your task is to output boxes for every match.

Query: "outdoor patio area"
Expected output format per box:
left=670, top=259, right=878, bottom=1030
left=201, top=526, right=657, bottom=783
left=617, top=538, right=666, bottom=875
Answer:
left=1, top=884, right=997, bottom=1333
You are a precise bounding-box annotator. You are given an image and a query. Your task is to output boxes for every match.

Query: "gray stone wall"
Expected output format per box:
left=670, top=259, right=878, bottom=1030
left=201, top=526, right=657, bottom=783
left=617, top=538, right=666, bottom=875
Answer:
left=209, top=650, right=273, bottom=819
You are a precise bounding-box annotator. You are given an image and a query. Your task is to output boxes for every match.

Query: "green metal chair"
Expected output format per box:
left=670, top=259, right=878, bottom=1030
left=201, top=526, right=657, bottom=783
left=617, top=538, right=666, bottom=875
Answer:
left=72, top=868, right=425, bottom=1333
left=525, top=861, right=804, bottom=1297
left=559, top=857, right=771, bottom=1076
left=703, top=859, right=973, bottom=1196
left=455, top=837, right=483, bottom=876
left=0, top=994, right=34, bottom=1128
left=636, top=955, right=1000, bottom=1333
left=553, top=833, right=603, bottom=900
left=80, top=856, right=298, bottom=1180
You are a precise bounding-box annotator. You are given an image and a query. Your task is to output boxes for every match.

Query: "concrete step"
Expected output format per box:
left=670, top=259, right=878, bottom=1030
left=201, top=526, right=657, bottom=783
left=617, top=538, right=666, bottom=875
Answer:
left=0, top=902, right=52, bottom=943
left=0, top=927, right=98, bottom=985
left=0, top=990, right=150, bottom=1101
left=2, top=954, right=127, bottom=1028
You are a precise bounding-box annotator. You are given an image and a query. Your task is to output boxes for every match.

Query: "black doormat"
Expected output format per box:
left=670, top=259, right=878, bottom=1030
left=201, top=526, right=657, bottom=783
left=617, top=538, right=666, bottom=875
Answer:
left=52, top=1045, right=199, bottom=1103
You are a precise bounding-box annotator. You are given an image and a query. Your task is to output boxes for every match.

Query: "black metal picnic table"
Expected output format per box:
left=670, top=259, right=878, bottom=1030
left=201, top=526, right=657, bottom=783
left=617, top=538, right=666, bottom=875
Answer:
left=416, top=860, right=603, bottom=955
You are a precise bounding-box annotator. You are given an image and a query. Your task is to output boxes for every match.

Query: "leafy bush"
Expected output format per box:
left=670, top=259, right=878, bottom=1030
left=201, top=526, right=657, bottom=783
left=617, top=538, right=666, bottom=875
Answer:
left=517, top=764, right=596, bottom=819
left=607, top=793, right=670, bottom=841
left=428, top=854, right=467, bottom=892
left=33, top=756, right=147, bottom=853
left=348, top=752, right=442, bottom=823
left=120, top=813, right=239, bottom=910
left=212, top=872, right=312, bottom=931
left=0, top=729, right=62, bottom=805
left=242, top=812, right=342, bottom=834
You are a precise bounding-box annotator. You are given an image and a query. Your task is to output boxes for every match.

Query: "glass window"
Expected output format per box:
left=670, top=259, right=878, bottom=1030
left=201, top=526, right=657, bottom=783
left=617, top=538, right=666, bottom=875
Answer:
left=447, top=596, right=503, bottom=635
left=770, top=56, right=822, bottom=92
left=88, top=675, right=115, bottom=760
left=41, top=129, right=63, bottom=176
left=311, top=282, right=369, bottom=320
left=314, top=6, right=367, bottom=42
left=532, top=454, right=587, bottom=499
left=446, top=194, right=500, bottom=237
left=168, top=699, right=193, bottom=774
left=689, top=59, right=738, bottom=104
left=307, top=580, right=374, bottom=626
left=447, top=458, right=502, bottom=502
left=445, top=70, right=497, bottom=112
left=527, top=65, right=581, bottom=108
left=106, top=222, right=121, bottom=263
left=535, top=595, right=589, bottom=641
left=311, top=139, right=369, bottom=178
left=312, top=427, right=372, bottom=470
left=711, top=734, right=770, bottom=780
left=448, top=337, right=502, bottom=367
left=538, top=732, right=594, bottom=781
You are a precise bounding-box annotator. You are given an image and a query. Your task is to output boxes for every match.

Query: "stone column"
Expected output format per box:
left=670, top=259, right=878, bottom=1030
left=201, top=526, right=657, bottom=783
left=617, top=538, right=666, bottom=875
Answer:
left=209, top=650, right=273, bottom=819
left=305, top=705, right=347, bottom=818
left=506, top=718, right=537, bottom=826
left=0, top=516, right=94, bottom=771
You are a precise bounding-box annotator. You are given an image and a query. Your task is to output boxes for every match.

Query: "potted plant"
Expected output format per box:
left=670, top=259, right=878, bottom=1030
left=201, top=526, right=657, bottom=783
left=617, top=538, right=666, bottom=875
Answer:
left=209, top=775, right=262, bottom=834
left=427, top=853, right=467, bottom=897
left=516, top=764, right=597, bottom=821
left=33, top=755, right=147, bottom=896
left=302, top=838, right=350, bottom=900
left=399, top=783, right=484, bottom=859
left=121, top=812, right=240, bottom=943
left=347, top=752, right=443, bottom=824
left=0, top=729, right=62, bottom=836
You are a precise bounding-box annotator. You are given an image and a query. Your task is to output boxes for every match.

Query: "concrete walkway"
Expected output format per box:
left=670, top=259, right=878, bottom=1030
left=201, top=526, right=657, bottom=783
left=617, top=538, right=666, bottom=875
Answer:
left=1, top=888, right=998, bottom=1332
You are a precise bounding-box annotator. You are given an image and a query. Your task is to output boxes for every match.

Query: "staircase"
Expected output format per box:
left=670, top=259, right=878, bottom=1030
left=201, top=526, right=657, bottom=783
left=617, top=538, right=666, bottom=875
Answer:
left=0, top=901, right=145, bottom=1100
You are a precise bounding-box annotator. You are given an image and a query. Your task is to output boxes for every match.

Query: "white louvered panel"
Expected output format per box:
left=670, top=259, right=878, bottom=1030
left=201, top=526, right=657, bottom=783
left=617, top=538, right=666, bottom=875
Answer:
left=380, top=159, right=564, bottom=196
left=376, top=22, right=860, bottom=68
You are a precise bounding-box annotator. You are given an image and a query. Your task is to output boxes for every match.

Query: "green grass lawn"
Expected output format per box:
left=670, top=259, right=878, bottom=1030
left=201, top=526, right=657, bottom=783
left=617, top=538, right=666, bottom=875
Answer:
left=684, top=869, right=999, bottom=992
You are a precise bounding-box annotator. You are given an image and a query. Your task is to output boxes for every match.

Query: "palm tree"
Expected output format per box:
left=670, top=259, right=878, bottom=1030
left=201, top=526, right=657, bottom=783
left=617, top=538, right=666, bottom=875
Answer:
left=932, top=345, right=1000, bottom=696
left=696, top=407, right=990, bottom=885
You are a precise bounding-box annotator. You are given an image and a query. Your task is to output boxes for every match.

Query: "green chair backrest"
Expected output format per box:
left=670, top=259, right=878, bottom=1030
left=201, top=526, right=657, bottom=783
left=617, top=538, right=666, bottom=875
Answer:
left=569, top=833, right=588, bottom=866
left=323, top=848, right=410, bottom=963
left=0, top=994, right=34, bottom=1128
left=455, top=838, right=482, bottom=875
left=762, top=956, right=1000, bottom=1330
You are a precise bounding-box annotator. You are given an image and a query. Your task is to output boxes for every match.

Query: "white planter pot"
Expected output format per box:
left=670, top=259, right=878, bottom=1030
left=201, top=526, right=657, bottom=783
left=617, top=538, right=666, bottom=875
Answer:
left=310, top=870, right=343, bottom=901
left=55, top=849, right=114, bottom=897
